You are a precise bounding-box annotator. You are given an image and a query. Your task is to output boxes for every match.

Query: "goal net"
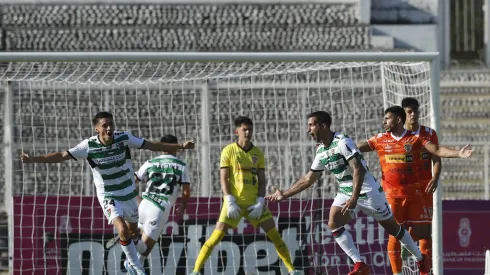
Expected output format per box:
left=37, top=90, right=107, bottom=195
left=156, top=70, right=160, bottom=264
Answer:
left=3, top=53, right=437, bottom=275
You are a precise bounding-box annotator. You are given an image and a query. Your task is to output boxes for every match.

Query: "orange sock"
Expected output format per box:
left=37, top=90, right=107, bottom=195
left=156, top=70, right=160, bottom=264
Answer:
left=388, top=235, right=403, bottom=274
left=419, top=238, right=432, bottom=258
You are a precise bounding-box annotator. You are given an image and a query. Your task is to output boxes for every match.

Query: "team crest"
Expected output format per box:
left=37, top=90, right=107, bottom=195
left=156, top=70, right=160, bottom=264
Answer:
left=404, top=143, right=412, bottom=153
left=252, top=156, right=258, bottom=164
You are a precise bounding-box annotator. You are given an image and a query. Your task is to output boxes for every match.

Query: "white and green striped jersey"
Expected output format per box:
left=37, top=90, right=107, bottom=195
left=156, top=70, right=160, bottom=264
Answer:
left=135, top=154, right=189, bottom=211
left=310, top=132, right=381, bottom=197
left=68, top=131, right=145, bottom=201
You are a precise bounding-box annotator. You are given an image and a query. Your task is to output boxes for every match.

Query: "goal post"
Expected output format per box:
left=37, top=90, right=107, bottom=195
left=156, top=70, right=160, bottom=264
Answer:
left=2, top=52, right=441, bottom=275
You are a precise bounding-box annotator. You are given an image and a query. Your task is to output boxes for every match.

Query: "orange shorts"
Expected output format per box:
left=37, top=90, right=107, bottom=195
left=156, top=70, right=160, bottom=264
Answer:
left=386, top=194, right=431, bottom=226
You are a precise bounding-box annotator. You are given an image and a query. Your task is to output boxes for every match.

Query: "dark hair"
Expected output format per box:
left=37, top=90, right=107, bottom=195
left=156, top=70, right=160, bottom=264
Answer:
left=234, top=116, right=253, bottom=127
left=307, top=111, right=332, bottom=127
left=401, top=97, right=420, bottom=110
left=160, top=134, right=178, bottom=144
left=385, top=106, right=406, bottom=124
left=92, top=111, right=113, bottom=125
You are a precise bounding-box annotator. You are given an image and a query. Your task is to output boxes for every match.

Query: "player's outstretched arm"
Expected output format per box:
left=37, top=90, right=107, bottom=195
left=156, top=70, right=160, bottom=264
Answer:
left=267, top=170, right=322, bottom=202
left=141, top=139, right=195, bottom=152
left=424, top=143, right=473, bottom=158
left=356, top=140, right=373, bottom=153
left=341, top=154, right=366, bottom=215
left=20, top=151, right=72, bottom=164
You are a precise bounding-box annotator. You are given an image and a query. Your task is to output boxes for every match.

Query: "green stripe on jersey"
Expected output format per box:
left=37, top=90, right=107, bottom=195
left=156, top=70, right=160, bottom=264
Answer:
left=339, top=186, right=367, bottom=198
left=331, top=165, right=347, bottom=174
left=88, top=141, right=104, bottom=148
left=113, top=135, right=129, bottom=144
left=142, top=194, right=168, bottom=211
left=88, top=147, right=126, bottom=159
left=148, top=166, right=183, bottom=176
left=98, top=159, right=126, bottom=170
left=338, top=175, right=353, bottom=182
left=102, top=168, right=131, bottom=180
left=149, top=157, right=186, bottom=166
left=105, top=189, right=137, bottom=201
left=104, top=178, right=133, bottom=192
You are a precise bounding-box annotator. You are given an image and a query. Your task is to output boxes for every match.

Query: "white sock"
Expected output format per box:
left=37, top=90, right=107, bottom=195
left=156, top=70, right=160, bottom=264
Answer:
left=135, top=239, right=148, bottom=254
left=333, top=227, right=362, bottom=263
left=121, top=241, right=144, bottom=269
left=397, top=228, right=422, bottom=261
left=138, top=254, right=147, bottom=265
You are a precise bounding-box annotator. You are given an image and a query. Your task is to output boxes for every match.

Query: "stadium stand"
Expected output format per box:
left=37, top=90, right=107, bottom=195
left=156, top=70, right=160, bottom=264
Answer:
left=2, top=3, right=370, bottom=52
left=0, top=2, right=488, bottom=205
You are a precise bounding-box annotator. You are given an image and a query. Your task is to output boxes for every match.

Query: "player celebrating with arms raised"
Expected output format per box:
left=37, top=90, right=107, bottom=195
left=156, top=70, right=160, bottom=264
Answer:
left=268, top=111, right=432, bottom=275
left=190, top=116, right=299, bottom=275
left=357, top=106, right=472, bottom=275
left=20, top=112, right=195, bottom=275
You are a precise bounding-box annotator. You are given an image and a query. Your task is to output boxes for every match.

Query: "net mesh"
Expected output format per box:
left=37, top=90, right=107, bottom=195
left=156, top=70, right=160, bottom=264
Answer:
left=6, top=60, right=433, bottom=275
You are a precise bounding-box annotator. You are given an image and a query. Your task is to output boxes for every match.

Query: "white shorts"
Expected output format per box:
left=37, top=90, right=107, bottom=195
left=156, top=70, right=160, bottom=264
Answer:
left=332, top=191, right=392, bottom=221
left=98, top=196, right=139, bottom=225
left=138, top=199, right=171, bottom=241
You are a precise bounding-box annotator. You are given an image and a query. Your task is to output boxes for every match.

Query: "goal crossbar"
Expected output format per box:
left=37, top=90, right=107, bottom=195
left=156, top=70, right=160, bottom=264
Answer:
left=0, top=51, right=439, bottom=62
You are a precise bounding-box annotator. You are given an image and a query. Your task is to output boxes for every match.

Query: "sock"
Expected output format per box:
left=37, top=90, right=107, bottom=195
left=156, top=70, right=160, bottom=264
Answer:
left=266, top=228, right=295, bottom=272
left=138, top=254, right=147, bottom=266
left=120, top=239, right=144, bottom=269
left=193, top=230, right=225, bottom=273
left=395, top=227, right=422, bottom=261
left=388, top=235, right=403, bottom=274
left=419, top=238, right=432, bottom=259
left=332, top=227, right=362, bottom=263
left=135, top=239, right=148, bottom=254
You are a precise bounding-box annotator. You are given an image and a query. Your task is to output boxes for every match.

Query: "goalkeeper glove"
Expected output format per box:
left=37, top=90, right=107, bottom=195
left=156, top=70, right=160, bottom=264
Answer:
left=225, top=195, right=241, bottom=219
left=247, top=197, right=265, bottom=219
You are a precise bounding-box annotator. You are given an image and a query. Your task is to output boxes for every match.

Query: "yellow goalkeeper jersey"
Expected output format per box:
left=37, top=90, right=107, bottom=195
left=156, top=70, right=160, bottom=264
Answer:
left=220, top=142, right=265, bottom=204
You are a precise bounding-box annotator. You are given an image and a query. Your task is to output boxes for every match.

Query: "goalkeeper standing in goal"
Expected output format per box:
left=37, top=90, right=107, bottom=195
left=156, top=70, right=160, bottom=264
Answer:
left=20, top=111, right=195, bottom=275
left=134, top=134, right=191, bottom=265
left=190, top=116, right=299, bottom=275
left=268, top=111, right=432, bottom=275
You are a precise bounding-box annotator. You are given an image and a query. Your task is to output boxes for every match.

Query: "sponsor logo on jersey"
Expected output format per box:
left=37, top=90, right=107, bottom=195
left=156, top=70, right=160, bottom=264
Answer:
left=404, top=143, right=413, bottom=153
left=421, top=152, right=430, bottom=160
left=251, top=156, right=258, bottom=164
left=385, top=154, right=413, bottom=163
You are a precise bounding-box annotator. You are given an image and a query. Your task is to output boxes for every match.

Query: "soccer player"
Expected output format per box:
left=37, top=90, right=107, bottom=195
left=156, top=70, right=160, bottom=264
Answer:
left=134, top=134, right=191, bottom=265
left=20, top=111, right=195, bottom=275
left=401, top=97, right=441, bottom=263
left=190, top=116, right=299, bottom=275
left=268, top=111, right=432, bottom=275
left=356, top=106, right=472, bottom=275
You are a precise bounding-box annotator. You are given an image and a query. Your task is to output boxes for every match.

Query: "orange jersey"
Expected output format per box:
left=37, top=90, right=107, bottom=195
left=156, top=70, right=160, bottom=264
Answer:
left=413, top=125, right=439, bottom=182
left=367, top=130, right=430, bottom=198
